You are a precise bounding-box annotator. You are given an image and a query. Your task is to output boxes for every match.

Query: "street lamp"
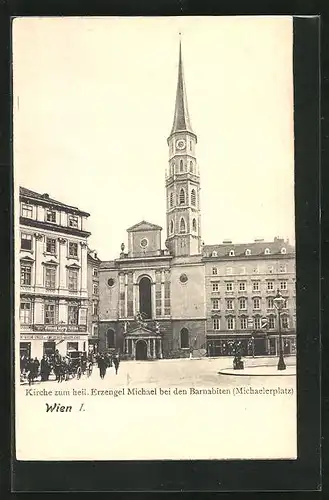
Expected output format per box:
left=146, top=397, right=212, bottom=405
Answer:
left=273, top=289, right=286, bottom=370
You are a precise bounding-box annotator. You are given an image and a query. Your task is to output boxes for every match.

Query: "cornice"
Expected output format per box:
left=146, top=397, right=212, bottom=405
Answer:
left=20, top=216, right=91, bottom=238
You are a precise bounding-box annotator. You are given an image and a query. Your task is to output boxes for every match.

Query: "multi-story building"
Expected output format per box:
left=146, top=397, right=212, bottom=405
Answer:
left=95, top=41, right=297, bottom=359
left=203, top=238, right=296, bottom=357
left=19, top=187, right=91, bottom=359
left=87, top=248, right=101, bottom=354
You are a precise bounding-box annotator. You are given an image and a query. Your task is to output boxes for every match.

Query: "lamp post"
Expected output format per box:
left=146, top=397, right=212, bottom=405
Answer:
left=273, top=289, right=286, bottom=370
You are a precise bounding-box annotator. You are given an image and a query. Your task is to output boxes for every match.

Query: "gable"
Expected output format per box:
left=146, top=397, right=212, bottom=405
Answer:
left=127, top=220, right=162, bottom=233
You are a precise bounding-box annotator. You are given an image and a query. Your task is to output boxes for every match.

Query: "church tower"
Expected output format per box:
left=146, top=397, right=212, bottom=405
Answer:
left=165, top=39, right=201, bottom=257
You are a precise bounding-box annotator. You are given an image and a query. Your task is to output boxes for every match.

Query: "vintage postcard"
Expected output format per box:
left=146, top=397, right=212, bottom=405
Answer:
left=13, top=16, right=296, bottom=461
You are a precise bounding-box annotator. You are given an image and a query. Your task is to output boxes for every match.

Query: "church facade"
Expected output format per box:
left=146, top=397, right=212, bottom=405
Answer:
left=96, top=42, right=296, bottom=360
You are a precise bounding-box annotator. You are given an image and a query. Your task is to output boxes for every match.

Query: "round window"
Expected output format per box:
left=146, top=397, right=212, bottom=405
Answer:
left=107, top=278, right=115, bottom=287
left=179, top=273, right=188, bottom=284
left=140, top=238, right=148, bottom=248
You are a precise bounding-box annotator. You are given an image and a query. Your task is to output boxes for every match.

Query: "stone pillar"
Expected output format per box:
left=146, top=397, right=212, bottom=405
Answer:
left=147, top=339, right=151, bottom=358
left=58, top=299, right=67, bottom=324
left=152, top=339, right=156, bottom=358
left=133, top=278, right=137, bottom=316
left=132, top=339, right=136, bottom=359
left=80, top=241, right=88, bottom=293
left=159, top=339, right=163, bottom=359
left=161, top=271, right=165, bottom=316
left=151, top=282, right=156, bottom=319
left=124, top=273, right=128, bottom=318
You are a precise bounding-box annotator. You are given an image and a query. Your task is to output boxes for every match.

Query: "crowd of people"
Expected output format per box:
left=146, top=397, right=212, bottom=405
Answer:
left=20, top=350, right=121, bottom=385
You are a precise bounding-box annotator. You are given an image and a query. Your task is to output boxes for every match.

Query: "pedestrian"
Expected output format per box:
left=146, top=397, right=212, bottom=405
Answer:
left=113, top=353, right=120, bottom=375
left=97, top=354, right=107, bottom=379
left=40, top=355, right=50, bottom=382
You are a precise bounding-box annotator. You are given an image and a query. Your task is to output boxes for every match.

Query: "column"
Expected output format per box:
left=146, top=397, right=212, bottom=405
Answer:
left=161, top=271, right=165, bottom=316
left=132, top=339, right=136, bottom=359
left=80, top=242, right=88, bottom=293
left=147, top=339, right=151, bottom=358
left=159, top=339, right=163, bottom=359
left=133, top=274, right=136, bottom=316
left=34, top=234, right=44, bottom=288
left=151, top=282, right=156, bottom=319
left=152, top=339, right=156, bottom=358
left=124, top=273, right=128, bottom=318
left=58, top=237, right=67, bottom=291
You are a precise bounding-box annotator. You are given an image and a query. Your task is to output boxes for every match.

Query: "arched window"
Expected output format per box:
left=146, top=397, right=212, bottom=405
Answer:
left=192, top=218, right=197, bottom=232
left=245, top=249, right=251, bottom=256
left=179, top=188, right=185, bottom=205
left=180, top=218, right=186, bottom=234
left=212, top=251, right=218, bottom=257
left=191, top=189, right=196, bottom=206
left=190, top=161, right=193, bottom=172
left=180, top=159, right=183, bottom=172
left=180, top=328, right=189, bottom=348
left=106, top=329, right=115, bottom=348
left=170, top=192, right=174, bottom=208
left=229, top=250, right=235, bottom=256
left=170, top=220, right=174, bottom=234
left=281, top=247, right=286, bottom=254
left=264, top=248, right=271, bottom=255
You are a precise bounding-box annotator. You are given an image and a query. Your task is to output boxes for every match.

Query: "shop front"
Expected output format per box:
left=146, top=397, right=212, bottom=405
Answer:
left=267, top=334, right=296, bottom=356
left=206, top=333, right=268, bottom=357
left=20, top=332, right=88, bottom=359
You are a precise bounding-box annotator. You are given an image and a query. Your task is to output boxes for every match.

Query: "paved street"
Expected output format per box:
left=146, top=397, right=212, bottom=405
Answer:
left=16, top=356, right=297, bottom=461
left=19, top=355, right=296, bottom=390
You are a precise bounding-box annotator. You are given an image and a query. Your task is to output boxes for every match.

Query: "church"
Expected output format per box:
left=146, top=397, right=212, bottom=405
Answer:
left=95, top=42, right=296, bottom=360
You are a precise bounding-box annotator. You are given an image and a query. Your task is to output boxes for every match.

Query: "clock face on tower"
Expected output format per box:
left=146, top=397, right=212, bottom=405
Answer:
left=176, top=139, right=186, bottom=150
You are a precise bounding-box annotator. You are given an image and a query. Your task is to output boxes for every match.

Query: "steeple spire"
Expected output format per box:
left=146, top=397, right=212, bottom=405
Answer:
left=170, top=37, right=195, bottom=137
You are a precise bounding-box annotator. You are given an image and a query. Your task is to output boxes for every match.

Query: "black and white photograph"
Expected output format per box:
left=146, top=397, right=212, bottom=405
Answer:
left=13, top=16, right=296, bottom=461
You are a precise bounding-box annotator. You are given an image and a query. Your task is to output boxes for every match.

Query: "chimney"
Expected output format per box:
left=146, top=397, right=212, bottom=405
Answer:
left=43, top=193, right=49, bottom=199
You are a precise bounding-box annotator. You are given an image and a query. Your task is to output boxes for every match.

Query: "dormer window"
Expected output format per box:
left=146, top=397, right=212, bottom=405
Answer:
left=264, top=248, right=271, bottom=255
left=245, top=249, right=251, bottom=256
left=281, top=247, right=287, bottom=254
left=212, top=251, right=218, bottom=257
left=68, top=215, right=78, bottom=228
left=46, top=210, right=56, bottom=223
left=229, top=250, right=235, bottom=257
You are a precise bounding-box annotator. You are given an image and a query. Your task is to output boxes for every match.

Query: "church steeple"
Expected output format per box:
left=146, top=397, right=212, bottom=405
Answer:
left=169, top=39, right=196, bottom=139
left=165, top=37, right=201, bottom=257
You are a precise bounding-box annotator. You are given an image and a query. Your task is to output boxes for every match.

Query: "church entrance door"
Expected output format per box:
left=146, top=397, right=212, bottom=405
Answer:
left=135, top=340, right=147, bottom=360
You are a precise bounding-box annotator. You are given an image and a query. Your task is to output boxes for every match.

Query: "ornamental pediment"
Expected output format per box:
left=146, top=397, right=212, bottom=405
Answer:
left=127, top=220, right=162, bottom=233
left=127, top=327, right=160, bottom=337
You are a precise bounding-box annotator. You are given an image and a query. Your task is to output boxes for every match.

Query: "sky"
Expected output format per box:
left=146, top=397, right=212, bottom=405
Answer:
left=13, top=16, right=295, bottom=260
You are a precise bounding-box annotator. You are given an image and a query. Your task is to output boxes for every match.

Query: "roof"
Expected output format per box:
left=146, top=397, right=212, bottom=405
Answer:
left=20, top=187, right=90, bottom=217
left=127, top=220, right=162, bottom=232
left=169, top=40, right=195, bottom=138
left=203, top=238, right=295, bottom=259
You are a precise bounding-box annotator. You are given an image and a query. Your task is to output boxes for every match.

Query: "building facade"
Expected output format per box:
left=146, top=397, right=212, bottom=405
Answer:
left=18, top=42, right=296, bottom=361
left=19, top=187, right=91, bottom=359
left=95, top=42, right=297, bottom=360
left=87, top=248, right=101, bottom=353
